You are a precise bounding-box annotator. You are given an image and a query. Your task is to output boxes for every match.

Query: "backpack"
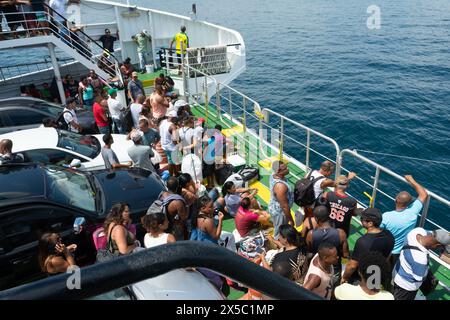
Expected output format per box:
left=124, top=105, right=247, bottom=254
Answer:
left=122, top=105, right=134, bottom=133
left=146, top=191, right=186, bottom=239
left=215, top=163, right=234, bottom=185
left=294, top=171, right=325, bottom=207
left=237, top=166, right=260, bottom=185
left=56, top=110, right=72, bottom=131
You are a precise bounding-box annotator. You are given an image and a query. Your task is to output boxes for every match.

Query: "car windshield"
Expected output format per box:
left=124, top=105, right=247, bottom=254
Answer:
left=44, top=166, right=96, bottom=212
left=34, top=102, right=62, bottom=117
left=57, top=130, right=101, bottom=159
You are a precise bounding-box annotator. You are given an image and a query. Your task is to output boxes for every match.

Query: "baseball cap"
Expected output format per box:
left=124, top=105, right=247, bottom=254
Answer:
left=130, top=129, right=143, bottom=142
left=108, top=88, right=117, bottom=95
left=132, top=71, right=138, bottom=77
left=167, top=110, right=178, bottom=118
left=335, top=175, right=349, bottom=187
left=433, top=230, right=450, bottom=251
left=174, top=99, right=189, bottom=109
left=197, top=117, right=205, bottom=125
left=360, top=207, right=382, bottom=226
left=142, top=29, right=148, bottom=34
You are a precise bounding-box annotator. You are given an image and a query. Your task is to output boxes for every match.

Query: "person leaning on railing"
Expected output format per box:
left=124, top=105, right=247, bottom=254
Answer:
left=380, top=175, right=428, bottom=267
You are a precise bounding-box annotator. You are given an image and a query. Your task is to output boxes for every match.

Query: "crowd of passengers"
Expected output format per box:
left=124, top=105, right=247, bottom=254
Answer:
left=2, top=111, right=449, bottom=300
left=1, top=1, right=449, bottom=301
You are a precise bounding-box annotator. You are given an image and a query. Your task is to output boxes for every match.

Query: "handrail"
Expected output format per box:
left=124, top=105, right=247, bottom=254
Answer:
left=0, top=10, right=118, bottom=83
left=0, top=242, right=322, bottom=300
left=43, top=3, right=121, bottom=66
left=339, top=149, right=450, bottom=231
left=262, top=108, right=341, bottom=177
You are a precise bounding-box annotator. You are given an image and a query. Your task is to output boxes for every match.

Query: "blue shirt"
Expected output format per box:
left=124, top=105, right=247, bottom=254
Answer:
left=381, top=199, right=423, bottom=254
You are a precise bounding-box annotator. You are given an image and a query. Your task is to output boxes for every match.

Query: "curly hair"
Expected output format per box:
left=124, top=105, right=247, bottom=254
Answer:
left=358, top=251, right=392, bottom=291
left=141, top=212, right=166, bottom=233
left=103, top=203, right=130, bottom=234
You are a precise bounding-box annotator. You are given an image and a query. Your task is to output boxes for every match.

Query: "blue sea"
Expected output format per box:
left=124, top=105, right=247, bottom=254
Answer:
left=3, top=0, right=450, bottom=229
left=144, top=0, right=450, bottom=229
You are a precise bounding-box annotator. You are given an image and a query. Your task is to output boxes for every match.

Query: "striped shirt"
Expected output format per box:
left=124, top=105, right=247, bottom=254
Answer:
left=393, top=228, right=429, bottom=291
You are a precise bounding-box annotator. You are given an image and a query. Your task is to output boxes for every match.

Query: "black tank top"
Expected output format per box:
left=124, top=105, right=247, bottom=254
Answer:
left=326, top=192, right=356, bottom=237
left=311, top=227, right=341, bottom=256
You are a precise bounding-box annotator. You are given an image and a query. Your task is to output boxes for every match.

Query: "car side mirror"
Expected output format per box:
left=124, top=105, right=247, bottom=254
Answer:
left=70, top=159, right=82, bottom=168
left=73, top=217, right=86, bottom=234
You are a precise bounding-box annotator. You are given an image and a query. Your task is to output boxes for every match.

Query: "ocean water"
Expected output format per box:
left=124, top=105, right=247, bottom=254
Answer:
left=2, top=0, right=449, bottom=228
left=139, top=0, right=450, bottom=228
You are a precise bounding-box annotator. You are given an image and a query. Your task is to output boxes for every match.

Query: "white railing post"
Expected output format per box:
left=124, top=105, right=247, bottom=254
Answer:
left=306, top=130, right=311, bottom=169
left=371, top=166, right=381, bottom=208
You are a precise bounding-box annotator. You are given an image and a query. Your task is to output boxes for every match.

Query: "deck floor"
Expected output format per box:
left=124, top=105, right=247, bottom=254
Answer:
left=190, top=103, right=449, bottom=300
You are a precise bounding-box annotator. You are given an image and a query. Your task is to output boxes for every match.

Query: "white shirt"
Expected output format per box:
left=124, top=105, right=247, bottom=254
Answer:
left=334, top=283, right=394, bottom=300
left=49, top=0, right=68, bottom=22
left=393, top=228, right=429, bottom=291
left=310, top=169, right=326, bottom=199
left=130, top=103, right=143, bottom=129
left=159, top=119, right=177, bottom=151
left=63, top=108, right=79, bottom=133
left=107, top=97, right=124, bottom=120
left=144, top=233, right=170, bottom=248
left=179, top=126, right=194, bottom=149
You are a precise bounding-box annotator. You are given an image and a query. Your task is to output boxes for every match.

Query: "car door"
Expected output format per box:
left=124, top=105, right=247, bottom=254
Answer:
left=0, top=108, right=48, bottom=133
left=22, top=148, right=90, bottom=167
left=0, top=206, right=82, bottom=290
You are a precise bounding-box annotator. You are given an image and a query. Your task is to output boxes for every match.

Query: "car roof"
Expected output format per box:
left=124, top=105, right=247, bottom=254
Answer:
left=0, top=163, right=46, bottom=202
left=0, top=127, right=59, bottom=151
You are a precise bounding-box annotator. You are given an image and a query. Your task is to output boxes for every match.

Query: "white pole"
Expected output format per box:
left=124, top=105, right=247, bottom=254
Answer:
left=48, top=43, right=66, bottom=105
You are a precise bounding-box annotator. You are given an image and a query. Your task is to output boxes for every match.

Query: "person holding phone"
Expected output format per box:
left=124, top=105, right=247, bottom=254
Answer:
left=38, top=233, right=77, bottom=275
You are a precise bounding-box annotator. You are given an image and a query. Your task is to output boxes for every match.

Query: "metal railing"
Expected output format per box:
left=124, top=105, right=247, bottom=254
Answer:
left=0, top=242, right=322, bottom=300
left=180, top=63, right=449, bottom=272
left=0, top=57, right=76, bottom=82
left=0, top=6, right=121, bottom=84
left=339, top=149, right=450, bottom=231
left=160, top=44, right=236, bottom=78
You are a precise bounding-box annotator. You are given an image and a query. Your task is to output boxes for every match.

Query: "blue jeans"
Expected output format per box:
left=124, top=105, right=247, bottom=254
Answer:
left=98, top=125, right=110, bottom=135
left=138, top=51, right=147, bottom=71
left=112, top=118, right=125, bottom=134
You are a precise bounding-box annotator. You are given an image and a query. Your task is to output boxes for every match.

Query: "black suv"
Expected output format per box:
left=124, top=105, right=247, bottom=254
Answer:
left=0, top=163, right=165, bottom=290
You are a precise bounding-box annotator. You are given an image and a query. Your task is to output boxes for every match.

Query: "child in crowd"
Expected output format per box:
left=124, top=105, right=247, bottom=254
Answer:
left=142, top=211, right=176, bottom=249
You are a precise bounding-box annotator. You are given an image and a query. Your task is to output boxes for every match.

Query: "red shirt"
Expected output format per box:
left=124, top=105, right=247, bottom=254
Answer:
left=235, top=207, right=260, bottom=237
left=93, top=102, right=109, bottom=127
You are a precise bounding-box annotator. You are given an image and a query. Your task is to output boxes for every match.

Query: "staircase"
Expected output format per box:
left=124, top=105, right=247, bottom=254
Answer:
left=0, top=4, right=123, bottom=87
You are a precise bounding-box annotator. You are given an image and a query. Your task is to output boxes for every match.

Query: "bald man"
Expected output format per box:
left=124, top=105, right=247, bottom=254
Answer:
left=381, top=175, right=428, bottom=266
left=0, top=139, right=24, bottom=164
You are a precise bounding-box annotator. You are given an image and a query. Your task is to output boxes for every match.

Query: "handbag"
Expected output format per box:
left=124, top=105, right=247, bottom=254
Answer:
left=419, top=270, right=438, bottom=296
left=96, top=225, right=120, bottom=263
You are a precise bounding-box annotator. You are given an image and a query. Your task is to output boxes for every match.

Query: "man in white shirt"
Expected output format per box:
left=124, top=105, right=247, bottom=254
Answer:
left=393, top=228, right=449, bottom=300
left=63, top=97, right=82, bottom=133
left=107, top=88, right=125, bottom=134
left=130, top=94, right=145, bottom=129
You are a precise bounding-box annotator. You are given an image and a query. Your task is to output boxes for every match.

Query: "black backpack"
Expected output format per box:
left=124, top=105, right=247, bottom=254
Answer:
left=56, top=110, right=72, bottom=131
left=122, top=105, right=134, bottom=133
left=294, top=171, right=325, bottom=207
left=237, top=166, right=260, bottom=184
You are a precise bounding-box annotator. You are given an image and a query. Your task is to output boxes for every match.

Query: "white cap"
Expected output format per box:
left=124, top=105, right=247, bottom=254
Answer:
left=167, top=110, right=178, bottom=118
left=142, top=29, right=148, bottom=34
left=174, top=99, right=189, bottom=109
left=130, top=129, right=144, bottom=142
